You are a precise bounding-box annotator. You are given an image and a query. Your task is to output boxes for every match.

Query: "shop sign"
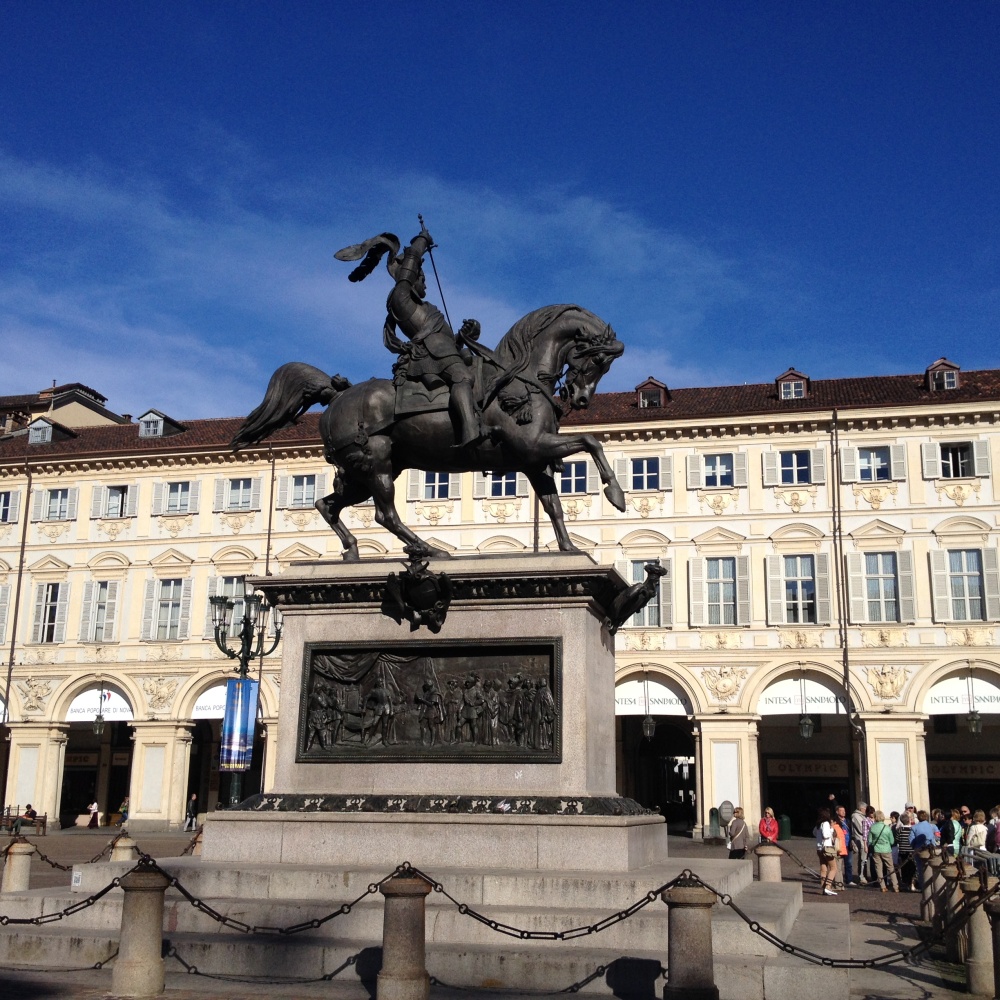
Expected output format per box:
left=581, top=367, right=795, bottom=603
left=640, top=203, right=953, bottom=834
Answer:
left=111, top=752, right=130, bottom=767
left=615, top=677, right=691, bottom=716
left=757, top=676, right=845, bottom=715
left=192, top=684, right=229, bottom=719
left=928, top=760, right=999, bottom=780
left=64, top=752, right=99, bottom=767
left=924, top=675, right=1000, bottom=715
left=65, top=688, right=133, bottom=722
left=766, top=758, right=848, bottom=778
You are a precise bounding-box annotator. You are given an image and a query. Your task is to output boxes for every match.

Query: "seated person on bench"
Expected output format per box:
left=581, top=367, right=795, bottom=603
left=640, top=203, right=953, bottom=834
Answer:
left=12, top=804, right=37, bottom=835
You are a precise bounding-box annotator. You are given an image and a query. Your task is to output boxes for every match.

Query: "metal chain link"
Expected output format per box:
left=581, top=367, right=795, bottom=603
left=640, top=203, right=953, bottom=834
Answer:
left=166, top=943, right=362, bottom=983
left=0, top=876, right=122, bottom=926
left=180, top=825, right=203, bottom=856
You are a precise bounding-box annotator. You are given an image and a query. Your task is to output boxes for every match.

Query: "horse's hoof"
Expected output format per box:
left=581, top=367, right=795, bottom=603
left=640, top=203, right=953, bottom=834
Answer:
left=342, top=549, right=360, bottom=563
left=605, top=481, right=627, bottom=512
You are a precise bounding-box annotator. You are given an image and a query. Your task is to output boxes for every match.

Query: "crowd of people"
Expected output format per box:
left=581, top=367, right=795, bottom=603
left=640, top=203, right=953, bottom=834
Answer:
left=723, top=797, right=1000, bottom=897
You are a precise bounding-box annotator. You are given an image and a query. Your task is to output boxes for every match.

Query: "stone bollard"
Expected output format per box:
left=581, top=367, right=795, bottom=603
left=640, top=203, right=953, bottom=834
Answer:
left=985, top=896, right=1000, bottom=1000
left=111, top=867, right=171, bottom=998
left=1, top=841, right=35, bottom=895
left=917, top=849, right=935, bottom=923
left=941, top=860, right=964, bottom=963
left=111, top=837, right=137, bottom=863
left=756, top=844, right=784, bottom=883
left=962, top=876, right=997, bottom=996
left=378, top=874, right=432, bottom=1000
left=929, top=852, right=948, bottom=936
left=662, top=881, right=719, bottom=1000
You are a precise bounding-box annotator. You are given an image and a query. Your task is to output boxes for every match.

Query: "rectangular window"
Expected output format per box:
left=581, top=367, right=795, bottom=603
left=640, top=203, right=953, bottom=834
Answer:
left=0, top=491, right=13, bottom=523
left=629, top=560, right=661, bottom=627
left=703, top=454, right=734, bottom=488
left=631, top=458, right=660, bottom=491
left=92, top=582, right=111, bottom=641
left=291, top=474, right=317, bottom=508
left=932, top=370, right=958, bottom=391
left=227, top=478, right=253, bottom=510
left=780, top=451, right=811, bottom=485
left=859, top=447, right=891, bottom=482
left=37, top=583, right=62, bottom=643
left=780, top=380, right=805, bottom=399
left=949, top=550, right=984, bottom=621
left=864, top=553, right=899, bottom=623
left=104, top=485, right=129, bottom=518
left=424, top=472, right=450, bottom=500
left=221, top=576, right=246, bottom=638
left=707, top=557, right=736, bottom=625
left=47, top=488, right=70, bottom=520
left=783, top=555, right=817, bottom=624
left=941, top=444, right=972, bottom=479
left=489, top=472, right=517, bottom=498
left=156, top=579, right=184, bottom=640
left=558, top=461, right=588, bottom=495
left=166, top=481, right=191, bottom=514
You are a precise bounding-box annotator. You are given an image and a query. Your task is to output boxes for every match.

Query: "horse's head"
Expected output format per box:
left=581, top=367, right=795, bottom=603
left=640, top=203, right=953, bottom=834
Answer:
left=562, top=323, right=625, bottom=409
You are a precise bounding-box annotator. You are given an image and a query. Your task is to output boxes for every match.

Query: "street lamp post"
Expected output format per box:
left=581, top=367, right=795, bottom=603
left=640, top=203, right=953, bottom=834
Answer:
left=209, top=579, right=282, bottom=806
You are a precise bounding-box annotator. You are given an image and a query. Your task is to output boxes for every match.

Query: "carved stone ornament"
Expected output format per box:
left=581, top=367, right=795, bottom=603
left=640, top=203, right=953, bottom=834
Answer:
left=219, top=512, right=255, bottom=534
left=89, top=644, right=119, bottom=663
left=861, top=628, right=906, bottom=648
left=413, top=500, right=454, bottom=526
left=696, top=489, right=739, bottom=516
left=298, top=639, right=561, bottom=763
left=935, top=479, right=981, bottom=506
left=283, top=508, right=316, bottom=531
left=39, top=522, right=70, bottom=541
left=623, top=630, right=662, bottom=651
left=23, top=647, right=58, bottom=665
left=157, top=514, right=193, bottom=538
left=16, top=676, right=54, bottom=713
left=0, top=522, right=15, bottom=541
left=700, top=664, right=748, bottom=703
left=946, top=626, right=994, bottom=647
left=779, top=629, right=823, bottom=649
left=773, top=485, right=817, bottom=514
left=382, top=555, right=452, bottom=633
left=142, top=675, right=179, bottom=711
left=853, top=483, right=898, bottom=511
left=561, top=496, right=592, bottom=521
left=482, top=498, right=522, bottom=523
left=349, top=505, right=376, bottom=528
left=143, top=644, right=183, bottom=662
left=866, top=664, right=909, bottom=701
left=628, top=493, right=664, bottom=519
left=96, top=518, right=129, bottom=540
left=701, top=631, right=742, bottom=650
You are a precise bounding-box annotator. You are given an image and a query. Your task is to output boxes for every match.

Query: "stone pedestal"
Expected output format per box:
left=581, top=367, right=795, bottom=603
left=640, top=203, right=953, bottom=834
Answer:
left=378, top=875, right=432, bottom=1000
left=203, top=555, right=668, bottom=872
left=662, top=883, right=719, bottom=1000
left=111, top=837, right=137, bottom=863
left=111, top=868, right=170, bottom=997
left=962, top=877, right=997, bottom=996
left=756, top=844, right=783, bottom=883
left=1, top=841, right=34, bottom=894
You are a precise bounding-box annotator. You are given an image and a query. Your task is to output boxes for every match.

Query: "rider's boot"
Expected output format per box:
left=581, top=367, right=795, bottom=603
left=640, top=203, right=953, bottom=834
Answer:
left=450, top=382, right=484, bottom=447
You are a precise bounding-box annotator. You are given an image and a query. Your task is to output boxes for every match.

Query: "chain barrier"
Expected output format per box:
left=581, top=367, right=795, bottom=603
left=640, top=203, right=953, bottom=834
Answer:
left=179, top=825, right=203, bottom=856
left=86, top=832, right=127, bottom=865
left=757, top=840, right=920, bottom=890
left=165, top=943, right=363, bottom=984
left=0, top=875, right=122, bottom=926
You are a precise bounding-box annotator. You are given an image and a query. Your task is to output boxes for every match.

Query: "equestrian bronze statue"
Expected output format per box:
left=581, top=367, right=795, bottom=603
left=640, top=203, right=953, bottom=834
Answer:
left=232, top=224, right=626, bottom=561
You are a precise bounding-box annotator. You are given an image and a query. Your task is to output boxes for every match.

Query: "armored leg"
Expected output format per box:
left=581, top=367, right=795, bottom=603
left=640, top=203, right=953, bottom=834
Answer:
left=447, top=377, right=482, bottom=446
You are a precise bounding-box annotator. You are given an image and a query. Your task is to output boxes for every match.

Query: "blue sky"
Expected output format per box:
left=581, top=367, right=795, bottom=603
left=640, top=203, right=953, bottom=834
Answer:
left=1, top=2, right=997, bottom=418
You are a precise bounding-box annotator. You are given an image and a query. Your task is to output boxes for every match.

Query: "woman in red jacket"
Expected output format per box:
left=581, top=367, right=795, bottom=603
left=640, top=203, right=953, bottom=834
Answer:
left=759, top=806, right=779, bottom=843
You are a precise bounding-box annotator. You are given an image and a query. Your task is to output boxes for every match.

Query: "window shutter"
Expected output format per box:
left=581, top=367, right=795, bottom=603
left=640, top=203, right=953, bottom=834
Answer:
left=79, top=581, right=96, bottom=641
left=815, top=552, right=831, bottom=624
left=473, top=472, right=487, bottom=499
left=448, top=473, right=462, bottom=499
left=31, top=490, right=45, bottom=522
left=188, top=481, right=201, bottom=513
left=406, top=470, right=422, bottom=501
left=929, top=550, right=951, bottom=622
left=213, top=479, right=226, bottom=512
left=845, top=553, right=867, bottom=624
left=315, top=473, right=327, bottom=499
left=921, top=443, right=941, bottom=480
left=31, top=583, right=46, bottom=643
left=765, top=555, right=784, bottom=625
left=889, top=445, right=906, bottom=481
left=973, top=440, right=991, bottom=478
left=515, top=473, right=529, bottom=497
left=762, top=453, right=780, bottom=487
left=7, top=491, right=20, bottom=523
left=141, top=580, right=157, bottom=640
left=250, top=478, right=262, bottom=510
left=984, top=548, right=1000, bottom=621
left=90, top=486, right=106, bottom=519
left=0, top=584, right=10, bottom=645
left=614, top=458, right=628, bottom=491
left=66, top=488, right=79, bottom=520
left=275, top=476, right=290, bottom=510
left=686, top=456, right=702, bottom=490
left=177, top=578, right=193, bottom=640
left=203, top=577, right=223, bottom=638
left=126, top=483, right=139, bottom=517
left=689, top=558, right=706, bottom=626
left=733, top=453, right=748, bottom=488
left=586, top=461, right=599, bottom=494
left=151, top=483, right=165, bottom=516
left=614, top=558, right=630, bottom=584
left=53, top=583, right=69, bottom=643
left=659, top=557, right=673, bottom=627
left=839, top=447, right=859, bottom=484
left=661, top=454, right=673, bottom=491
left=736, top=555, right=751, bottom=625
left=810, top=449, right=827, bottom=485
left=104, top=581, right=120, bottom=642
left=897, top=550, right=916, bottom=623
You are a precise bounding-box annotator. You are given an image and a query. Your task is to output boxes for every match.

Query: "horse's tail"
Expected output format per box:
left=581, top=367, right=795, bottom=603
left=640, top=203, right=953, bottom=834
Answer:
left=231, top=362, right=350, bottom=451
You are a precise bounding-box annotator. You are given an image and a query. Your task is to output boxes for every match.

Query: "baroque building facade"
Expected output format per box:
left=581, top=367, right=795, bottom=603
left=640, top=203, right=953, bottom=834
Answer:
left=1, top=358, right=998, bottom=833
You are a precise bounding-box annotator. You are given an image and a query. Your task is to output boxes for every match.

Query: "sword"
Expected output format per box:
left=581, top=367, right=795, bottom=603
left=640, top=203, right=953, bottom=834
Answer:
left=417, top=214, right=454, bottom=331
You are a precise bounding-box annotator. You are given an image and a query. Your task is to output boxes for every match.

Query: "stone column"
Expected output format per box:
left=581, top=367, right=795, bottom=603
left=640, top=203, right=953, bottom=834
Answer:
left=985, top=897, right=1000, bottom=1000
left=111, top=837, right=137, bottom=863
left=962, top=877, right=997, bottom=996
left=127, top=722, right=194, bottom=831
left=692, top=725, right=704, bottom=840
left=378, top=874, right=432, bottom=1000
left=261, top=717, right=279, bottom=793
left=917, top=849, right=935, bottom=923
left=111, top=867, right=171, bottom=997
left=940, top=860, right=963, bottom=962
left=1, top=841, right=35, bottom=894
left=662, top=882, right=719, bottom=1000
left=756, top=844, right=783, bottom=883
left=929, top=852, right=947, bottom=936
left=4, top=722, right=70, bottom=829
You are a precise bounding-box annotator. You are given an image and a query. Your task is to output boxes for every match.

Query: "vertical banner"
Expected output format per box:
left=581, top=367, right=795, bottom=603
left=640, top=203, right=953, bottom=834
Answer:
left=220, top=678, right=259, bottom=771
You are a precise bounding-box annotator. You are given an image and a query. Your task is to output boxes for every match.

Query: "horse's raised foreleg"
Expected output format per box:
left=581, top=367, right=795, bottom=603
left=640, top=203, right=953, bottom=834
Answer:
left=534, top=431, right=626, bottom=512
left=525, top=469, right=576, bottom=552
left=315, top=475, right=370, bottom=562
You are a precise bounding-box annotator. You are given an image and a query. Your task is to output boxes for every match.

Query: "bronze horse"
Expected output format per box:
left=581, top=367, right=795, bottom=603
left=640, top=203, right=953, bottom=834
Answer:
left=232, top=304, right=625, bottom=560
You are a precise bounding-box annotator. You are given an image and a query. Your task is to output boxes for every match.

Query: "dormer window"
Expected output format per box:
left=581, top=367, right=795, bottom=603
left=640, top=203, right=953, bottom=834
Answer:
left=926, top=358, right=960, bottom=391
left=28, top=421, right=52, bottom=444
left=139, top=414, right=164, bottom=437
left=775, top=368, right=809, bottom=401
left=635, top=377, right=668, bottom=409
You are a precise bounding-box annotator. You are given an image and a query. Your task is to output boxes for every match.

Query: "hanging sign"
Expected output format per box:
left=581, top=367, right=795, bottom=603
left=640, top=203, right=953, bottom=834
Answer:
left=219, top=678, right=259, bottom=772
left=192, top=684, right=229, bottom=719
left=924, top=675, right=1000, bottom=715
left=757, top=676, right=845, bottom=716
left=65, top=688, right=134, bottom=722
left=615, top=678, right=691, bottom=716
